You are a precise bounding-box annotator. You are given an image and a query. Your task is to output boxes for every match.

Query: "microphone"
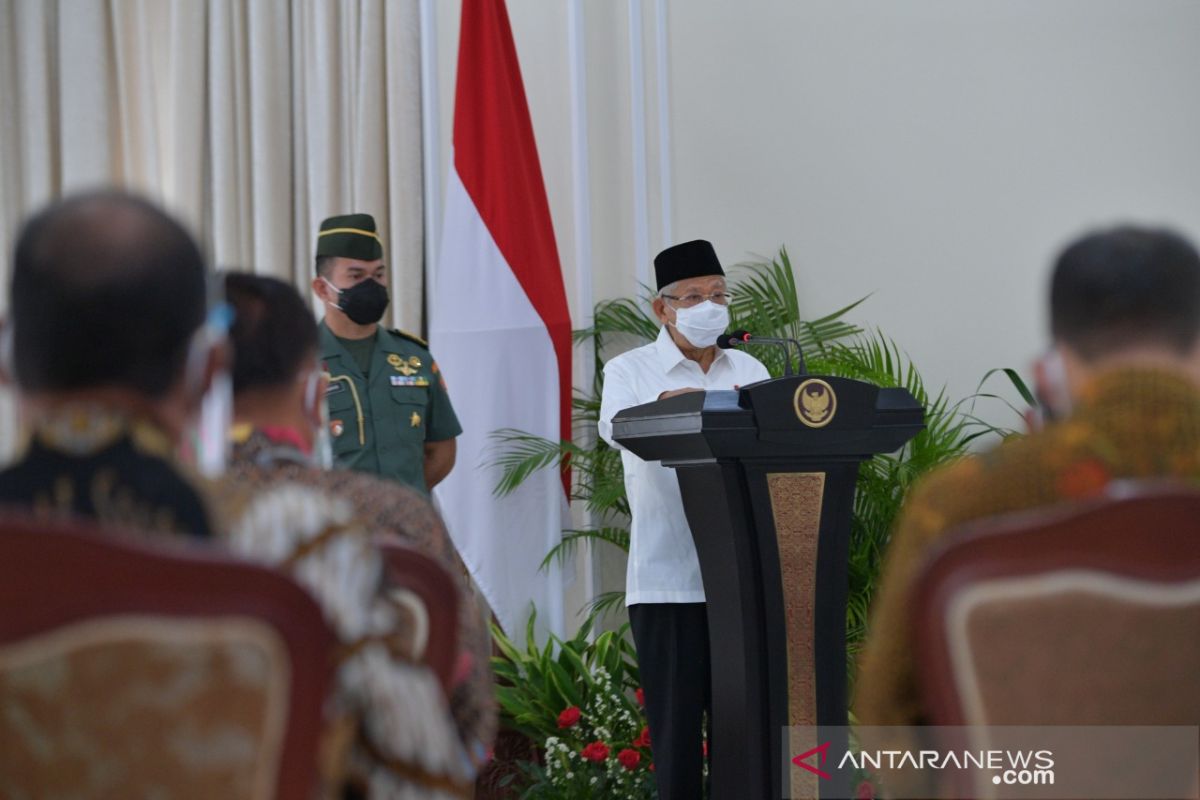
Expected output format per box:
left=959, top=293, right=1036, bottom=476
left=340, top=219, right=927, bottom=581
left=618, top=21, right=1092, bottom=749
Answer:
left=719, top=329, right=807, bottom=375
left=717, top=329, right=753, bottom=349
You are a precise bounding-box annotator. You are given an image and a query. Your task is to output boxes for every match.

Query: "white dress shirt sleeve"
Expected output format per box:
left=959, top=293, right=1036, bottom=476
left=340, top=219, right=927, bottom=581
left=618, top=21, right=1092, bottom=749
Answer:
left=598, top=358, right=638, bottom=451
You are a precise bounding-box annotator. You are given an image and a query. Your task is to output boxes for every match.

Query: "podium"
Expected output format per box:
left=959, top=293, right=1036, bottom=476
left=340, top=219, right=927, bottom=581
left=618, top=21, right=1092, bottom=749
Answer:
left=612, top=375, right=923, bottom=799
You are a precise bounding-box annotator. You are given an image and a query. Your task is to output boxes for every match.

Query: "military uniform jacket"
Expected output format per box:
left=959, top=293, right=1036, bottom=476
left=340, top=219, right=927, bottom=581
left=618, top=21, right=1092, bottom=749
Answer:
left=319, top=321, right=462, bottom=493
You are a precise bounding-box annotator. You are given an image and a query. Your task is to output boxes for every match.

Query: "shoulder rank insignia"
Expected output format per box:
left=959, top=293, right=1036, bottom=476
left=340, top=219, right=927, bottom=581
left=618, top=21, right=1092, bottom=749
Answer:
left=389, top=328, right=428, bottom=348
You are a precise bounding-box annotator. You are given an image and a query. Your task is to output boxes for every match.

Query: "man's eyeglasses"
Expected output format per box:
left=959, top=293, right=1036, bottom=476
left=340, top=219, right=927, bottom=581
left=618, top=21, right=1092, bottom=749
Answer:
left=661, top=291, right=735, bottom=308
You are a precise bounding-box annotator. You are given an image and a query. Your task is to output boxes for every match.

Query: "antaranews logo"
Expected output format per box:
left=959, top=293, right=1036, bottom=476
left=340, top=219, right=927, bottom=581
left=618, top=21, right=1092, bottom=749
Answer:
left=787, top=725, right=1198, bottom=800
left=791, top=741, right=832, bottom=780
left=837, top=748, right=1055, bottom=786
left=789, top=742, right=1055, bottom=787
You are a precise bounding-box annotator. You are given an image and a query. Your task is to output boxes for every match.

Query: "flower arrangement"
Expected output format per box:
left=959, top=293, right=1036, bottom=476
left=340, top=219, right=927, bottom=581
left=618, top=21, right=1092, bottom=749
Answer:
left=533, top=667, right=657, bottom=798
left=492, top=613, right=662, bottom=798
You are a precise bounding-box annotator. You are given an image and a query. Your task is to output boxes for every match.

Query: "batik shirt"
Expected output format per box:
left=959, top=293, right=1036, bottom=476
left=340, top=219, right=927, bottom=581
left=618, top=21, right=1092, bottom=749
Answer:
left=211, top=428, right=495, bottom=765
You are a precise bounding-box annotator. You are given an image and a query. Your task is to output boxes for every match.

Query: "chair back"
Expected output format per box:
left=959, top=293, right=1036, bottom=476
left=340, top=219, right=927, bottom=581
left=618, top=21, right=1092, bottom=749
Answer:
left=376, top=537, right=461, bottom=693
left=912, top=486, right=1200, bottom=729
left=0, top=514, right=336, bottom=800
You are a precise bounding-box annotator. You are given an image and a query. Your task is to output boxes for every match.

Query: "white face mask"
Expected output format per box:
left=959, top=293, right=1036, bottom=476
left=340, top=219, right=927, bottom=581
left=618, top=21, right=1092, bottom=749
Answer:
left=670, top=300, right=730, bottom=348
left=194, top=370, right=233, bottom=477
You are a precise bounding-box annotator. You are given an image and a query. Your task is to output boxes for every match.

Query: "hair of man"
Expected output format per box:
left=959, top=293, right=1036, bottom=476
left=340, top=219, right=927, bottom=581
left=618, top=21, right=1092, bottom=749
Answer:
left=224, top=272, right=319, bottom=395
left=10, top=189, right=208, bottom=397
left=1050, top=225, right=1200, bottom=362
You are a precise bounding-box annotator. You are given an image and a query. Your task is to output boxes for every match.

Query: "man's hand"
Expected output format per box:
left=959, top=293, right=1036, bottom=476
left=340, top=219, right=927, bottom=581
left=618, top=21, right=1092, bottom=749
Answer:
left=424, top=438, right=457, bottom=490
left=657, top=388, right=704, bottom=401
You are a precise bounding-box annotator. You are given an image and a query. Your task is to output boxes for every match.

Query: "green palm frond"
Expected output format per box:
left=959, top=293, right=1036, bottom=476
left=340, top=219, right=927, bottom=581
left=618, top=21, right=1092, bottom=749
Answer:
left=729, top=248, right=802, bottom=335
left=576, top=296, right=659, bottom=345
left=727, top=248, right=864, bottom=372
left=487, top=429, right=579, bottom=497
left=539, top=527, right=631, bottom=571
left=583, top=590, right=628, bottom=621
left=798, top=297, right=871, bottom=350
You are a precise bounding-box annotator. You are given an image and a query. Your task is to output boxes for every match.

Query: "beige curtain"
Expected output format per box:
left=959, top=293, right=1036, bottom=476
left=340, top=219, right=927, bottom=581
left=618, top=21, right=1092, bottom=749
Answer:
left=0, top=0, right=425, bottom=456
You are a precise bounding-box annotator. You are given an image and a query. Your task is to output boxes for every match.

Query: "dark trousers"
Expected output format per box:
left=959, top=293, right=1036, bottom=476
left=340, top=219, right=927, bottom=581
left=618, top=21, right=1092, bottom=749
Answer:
left=628, top=602, right=712, bottom=800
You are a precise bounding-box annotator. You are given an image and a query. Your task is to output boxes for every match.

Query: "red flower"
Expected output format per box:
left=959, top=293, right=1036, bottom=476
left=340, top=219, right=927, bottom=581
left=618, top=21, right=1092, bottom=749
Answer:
left=617, top=748, right=641, bottom=771
left=649, top=762, right=656, bottom=772
left=1056, top=458, right=1111, bottom=499
left=702, top=739, right=708, bottom=758
left=856, top=780, right=875, bottom=800
left=632, top=726, right=652, bottom=748
left=581, top=741, right=610, bottom=762
left=557, top=706, right=581, bottom=729
left=635, top=687, right=645, bottom=706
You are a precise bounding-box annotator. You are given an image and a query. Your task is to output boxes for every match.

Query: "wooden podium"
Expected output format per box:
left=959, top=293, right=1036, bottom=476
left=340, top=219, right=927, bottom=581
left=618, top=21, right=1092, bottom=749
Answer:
left=612, top=375, right=924, bottom=799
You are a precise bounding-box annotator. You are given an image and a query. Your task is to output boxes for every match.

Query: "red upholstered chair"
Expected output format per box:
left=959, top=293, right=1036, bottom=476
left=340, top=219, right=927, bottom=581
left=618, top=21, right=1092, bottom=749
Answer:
left=0, top=515, right=337, bottom=800
left=375, top=536, right=461, bottom=694
left=910, top=486, right=1200, bottom=796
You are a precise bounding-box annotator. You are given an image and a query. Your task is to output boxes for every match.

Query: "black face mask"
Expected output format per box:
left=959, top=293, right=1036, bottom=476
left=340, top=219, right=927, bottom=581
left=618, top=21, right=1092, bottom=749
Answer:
left=328, top=278, right=390, bottom=325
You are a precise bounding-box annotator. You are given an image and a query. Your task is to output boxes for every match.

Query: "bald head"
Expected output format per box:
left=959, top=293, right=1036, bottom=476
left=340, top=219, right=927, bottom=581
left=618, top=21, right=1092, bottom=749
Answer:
left=10, top=190, right=208, bottom=397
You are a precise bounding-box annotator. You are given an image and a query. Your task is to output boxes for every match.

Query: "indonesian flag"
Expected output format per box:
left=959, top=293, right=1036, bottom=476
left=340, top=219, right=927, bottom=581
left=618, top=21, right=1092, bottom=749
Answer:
left=430, top=0, right=572, bottom=638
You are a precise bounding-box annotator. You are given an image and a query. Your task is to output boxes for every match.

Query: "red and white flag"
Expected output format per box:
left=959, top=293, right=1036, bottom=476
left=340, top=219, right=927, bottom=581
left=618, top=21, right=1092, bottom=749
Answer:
left=430, top=0, right=572, bottom=637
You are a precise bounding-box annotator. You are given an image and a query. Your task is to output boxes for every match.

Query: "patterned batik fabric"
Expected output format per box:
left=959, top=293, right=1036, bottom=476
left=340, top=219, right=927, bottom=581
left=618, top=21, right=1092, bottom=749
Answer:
left=221, top=481, right=476, bottom=799
left=211, top=430, right=495, bottom=765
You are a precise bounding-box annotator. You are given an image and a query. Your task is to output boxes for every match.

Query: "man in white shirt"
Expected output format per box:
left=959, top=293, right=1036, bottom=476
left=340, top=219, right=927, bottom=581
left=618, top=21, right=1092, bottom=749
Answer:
left=598, top=240, right=770, bottom=800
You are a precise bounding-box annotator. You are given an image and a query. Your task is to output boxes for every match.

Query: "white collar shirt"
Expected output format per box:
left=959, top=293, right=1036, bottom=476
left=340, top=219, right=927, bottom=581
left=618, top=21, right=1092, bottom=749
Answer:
left=598, top=326, right=770, bottom=605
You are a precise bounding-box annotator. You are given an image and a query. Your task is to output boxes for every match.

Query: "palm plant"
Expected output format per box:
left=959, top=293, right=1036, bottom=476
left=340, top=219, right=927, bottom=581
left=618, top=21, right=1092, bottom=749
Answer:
left=489, top=246, right=1030, bottom=655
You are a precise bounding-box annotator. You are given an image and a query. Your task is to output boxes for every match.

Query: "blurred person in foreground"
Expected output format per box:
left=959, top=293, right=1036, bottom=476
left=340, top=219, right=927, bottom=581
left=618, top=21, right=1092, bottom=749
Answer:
left=856, top=226, right=1200, bottom=749
left=209, top=272, right=494, bottom=798
left=0, top=190, right=221, bottom=538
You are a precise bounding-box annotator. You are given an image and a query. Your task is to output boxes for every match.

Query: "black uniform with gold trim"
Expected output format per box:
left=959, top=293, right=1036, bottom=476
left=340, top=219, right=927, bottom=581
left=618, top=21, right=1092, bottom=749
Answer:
left=0, top=408, right=212, bottom=538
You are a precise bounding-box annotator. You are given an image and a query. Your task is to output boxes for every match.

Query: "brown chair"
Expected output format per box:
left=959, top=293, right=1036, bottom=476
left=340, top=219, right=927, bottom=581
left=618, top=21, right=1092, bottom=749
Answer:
left=0, top=514, right=337, bottom=800
left=910, top=486, right=1200, bottom=796
left=375, top=536, right=461, bottom=694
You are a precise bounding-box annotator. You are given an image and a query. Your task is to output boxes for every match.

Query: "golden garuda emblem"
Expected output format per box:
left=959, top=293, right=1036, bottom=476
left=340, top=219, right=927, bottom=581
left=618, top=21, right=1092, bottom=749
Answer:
left=794, top=378, right=837, bottom=428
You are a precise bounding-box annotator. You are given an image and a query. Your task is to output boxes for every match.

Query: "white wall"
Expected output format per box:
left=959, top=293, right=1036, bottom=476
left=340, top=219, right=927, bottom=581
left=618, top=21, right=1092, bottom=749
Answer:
left=432, top=0, right=1200, bottom=405
left=427, top=0, right=1200, bottom=625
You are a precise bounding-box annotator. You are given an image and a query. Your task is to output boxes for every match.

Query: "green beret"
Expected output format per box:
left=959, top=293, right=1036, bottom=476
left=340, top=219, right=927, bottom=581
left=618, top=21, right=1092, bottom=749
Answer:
left=316, top=213, right=384, bottom=262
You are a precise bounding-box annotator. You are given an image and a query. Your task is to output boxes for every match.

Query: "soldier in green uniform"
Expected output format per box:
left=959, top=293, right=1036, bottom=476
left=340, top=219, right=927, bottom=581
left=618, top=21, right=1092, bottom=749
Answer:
left=311, top=213, right=462, bottom=493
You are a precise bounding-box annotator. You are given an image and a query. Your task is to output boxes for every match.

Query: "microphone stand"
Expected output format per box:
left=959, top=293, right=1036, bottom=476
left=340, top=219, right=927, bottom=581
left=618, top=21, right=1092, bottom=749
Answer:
left=721, top=332, right=805, bottom=376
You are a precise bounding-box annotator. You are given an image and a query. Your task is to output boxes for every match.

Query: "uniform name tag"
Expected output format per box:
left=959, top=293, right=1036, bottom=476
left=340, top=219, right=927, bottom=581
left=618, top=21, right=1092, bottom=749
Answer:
left=390, top=376, right=430, bottom=387
left=325, top=382, right=346, bottom=395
